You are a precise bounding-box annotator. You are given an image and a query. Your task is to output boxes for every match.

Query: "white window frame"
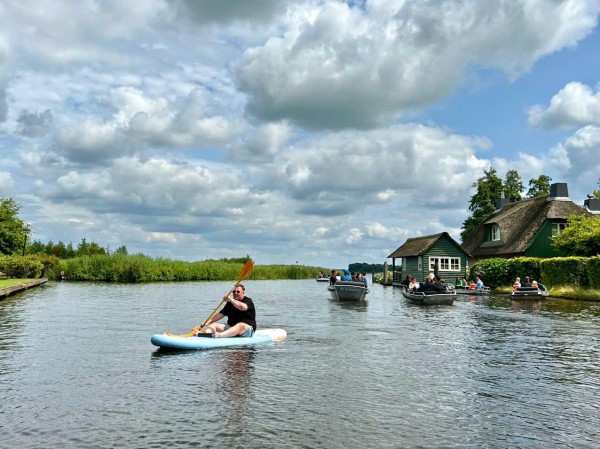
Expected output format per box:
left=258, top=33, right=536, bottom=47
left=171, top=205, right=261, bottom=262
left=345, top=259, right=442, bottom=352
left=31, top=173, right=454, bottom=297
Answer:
left=551, top=222, right=567, bottom=236
left=491, top=225, right=501, bottom=241
left=429, top=257, right=461, bottom=272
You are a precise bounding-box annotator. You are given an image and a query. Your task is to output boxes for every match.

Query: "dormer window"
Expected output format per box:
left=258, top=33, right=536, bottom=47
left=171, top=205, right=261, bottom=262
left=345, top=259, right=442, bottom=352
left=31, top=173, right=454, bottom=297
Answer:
left=551, top=222, right=567, bottom=236
left=491, top=225, right=501, bottom=241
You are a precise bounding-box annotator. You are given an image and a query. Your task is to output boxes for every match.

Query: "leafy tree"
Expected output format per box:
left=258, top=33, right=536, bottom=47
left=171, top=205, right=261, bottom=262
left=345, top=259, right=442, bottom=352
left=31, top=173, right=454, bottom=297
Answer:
left=551, top=214, right=600, bottom=256
left=76, top=238, right=107, bottom=256
left=503, top=169, right=524, bottom=202
left=115, top=245, right=128, bottom=255
left=594, top=178, right=600, bottom=199
left=526, top=175, right=552, bottom=198
left=461, top=167, right=503, bottom=242
left=0, top=198, right=28, bottom=255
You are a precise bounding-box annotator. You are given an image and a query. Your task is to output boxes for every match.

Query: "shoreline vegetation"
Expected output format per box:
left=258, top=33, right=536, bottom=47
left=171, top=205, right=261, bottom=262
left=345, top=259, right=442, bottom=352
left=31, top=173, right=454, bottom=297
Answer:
left=46, top=254, right=332, bottom=283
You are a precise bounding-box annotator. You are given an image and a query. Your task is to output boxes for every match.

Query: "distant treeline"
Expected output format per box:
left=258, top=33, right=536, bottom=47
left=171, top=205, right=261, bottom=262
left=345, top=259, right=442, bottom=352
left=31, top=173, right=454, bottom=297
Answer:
left=348, top=262, right=385, bottom=273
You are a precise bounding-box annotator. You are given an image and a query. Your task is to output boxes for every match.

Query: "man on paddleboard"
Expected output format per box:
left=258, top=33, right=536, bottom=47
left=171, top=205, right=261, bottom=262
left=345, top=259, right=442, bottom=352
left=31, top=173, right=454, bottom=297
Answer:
left=193, top=284, right=256, bottom=338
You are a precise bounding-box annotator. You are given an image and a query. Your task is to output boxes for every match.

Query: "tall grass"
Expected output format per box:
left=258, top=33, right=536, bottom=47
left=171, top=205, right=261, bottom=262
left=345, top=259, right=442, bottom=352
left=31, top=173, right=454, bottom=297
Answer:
left=46, top=254, right=332, bottom=282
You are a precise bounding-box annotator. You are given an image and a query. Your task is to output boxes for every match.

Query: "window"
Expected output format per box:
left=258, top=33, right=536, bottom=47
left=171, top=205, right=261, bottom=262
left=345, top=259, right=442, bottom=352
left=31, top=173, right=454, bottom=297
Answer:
left=551, top=222, right=567, bottom=236
left=418, top=256, right=422, bottom=271
left=491, top=225, right=501, bottom=241
left=429, top=257, right=460, bottom=272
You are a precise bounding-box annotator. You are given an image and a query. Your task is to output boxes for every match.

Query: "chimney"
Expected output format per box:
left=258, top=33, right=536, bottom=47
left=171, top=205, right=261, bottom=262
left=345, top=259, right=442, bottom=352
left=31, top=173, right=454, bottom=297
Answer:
left=549, top=183, right=569, bottom=199
left=584, top=194, right=600, bottom=214
left=494, top=190, right=511, bottom=210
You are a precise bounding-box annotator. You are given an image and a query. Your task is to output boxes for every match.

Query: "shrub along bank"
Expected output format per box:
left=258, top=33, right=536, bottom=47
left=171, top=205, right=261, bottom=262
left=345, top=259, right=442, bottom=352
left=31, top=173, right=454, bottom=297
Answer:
left=0, top=253, right=331, bottom=282
left=470, top=256, right=600, bottom=290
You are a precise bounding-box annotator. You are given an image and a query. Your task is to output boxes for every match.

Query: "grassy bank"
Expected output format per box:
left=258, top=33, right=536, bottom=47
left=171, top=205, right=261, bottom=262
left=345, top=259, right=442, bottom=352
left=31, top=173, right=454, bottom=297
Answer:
left=494, top=285, right=600, bottom=300
left=0, top=278, right=32, bottom=288
left=45, top=254, right=332, bottom=282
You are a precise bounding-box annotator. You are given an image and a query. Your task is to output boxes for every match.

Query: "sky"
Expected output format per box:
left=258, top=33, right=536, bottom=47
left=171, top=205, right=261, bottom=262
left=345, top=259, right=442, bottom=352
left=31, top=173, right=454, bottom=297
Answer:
left=1, top=0, right=600, bottom=268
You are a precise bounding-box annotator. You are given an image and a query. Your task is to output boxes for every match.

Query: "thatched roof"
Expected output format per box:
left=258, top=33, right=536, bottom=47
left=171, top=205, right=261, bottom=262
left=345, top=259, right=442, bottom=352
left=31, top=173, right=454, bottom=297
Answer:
left=461, top=194, right=592, bottom=258
left=387, top=232, right=469, bottom=258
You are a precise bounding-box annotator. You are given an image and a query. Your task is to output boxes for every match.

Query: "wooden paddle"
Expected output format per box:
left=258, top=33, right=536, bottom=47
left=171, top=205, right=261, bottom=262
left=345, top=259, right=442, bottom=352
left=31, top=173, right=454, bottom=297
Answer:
left=164, top=259, right=254, bottom=337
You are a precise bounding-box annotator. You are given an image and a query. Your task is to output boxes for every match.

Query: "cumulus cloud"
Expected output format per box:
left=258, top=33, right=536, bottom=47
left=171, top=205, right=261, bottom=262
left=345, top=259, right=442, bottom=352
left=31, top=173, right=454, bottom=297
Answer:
left=237, top=0, right=600, bottom=129
left=0, top=171, right=14, bottom=193
left=228, top=122, right=291, bottom=163
left=16, top=109, right=54, bottom=137
left=527, top=82, right=600, bottom=129
left=52, top=87, right=240, bottom=164
left=258, top=123, right=491, bottom=215
left=168, top=0, right=287, bottom=25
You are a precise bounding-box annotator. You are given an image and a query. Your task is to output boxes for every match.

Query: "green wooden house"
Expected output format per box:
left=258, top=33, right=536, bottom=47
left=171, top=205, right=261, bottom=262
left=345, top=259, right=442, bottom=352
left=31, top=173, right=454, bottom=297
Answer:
left=461, top=183, right=596, bottom=260
left=387, top=232, right=471, bottom=286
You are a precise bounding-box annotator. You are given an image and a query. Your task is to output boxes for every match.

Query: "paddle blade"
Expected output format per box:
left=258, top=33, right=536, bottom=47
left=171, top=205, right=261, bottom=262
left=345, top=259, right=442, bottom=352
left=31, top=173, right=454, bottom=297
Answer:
left=238, top=259, right=254, bottom=283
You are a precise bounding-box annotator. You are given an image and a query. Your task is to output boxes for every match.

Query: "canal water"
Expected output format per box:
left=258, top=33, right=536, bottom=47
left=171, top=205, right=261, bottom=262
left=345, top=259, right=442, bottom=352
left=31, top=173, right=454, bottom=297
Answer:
left=1, top=280, right=600, bottom=448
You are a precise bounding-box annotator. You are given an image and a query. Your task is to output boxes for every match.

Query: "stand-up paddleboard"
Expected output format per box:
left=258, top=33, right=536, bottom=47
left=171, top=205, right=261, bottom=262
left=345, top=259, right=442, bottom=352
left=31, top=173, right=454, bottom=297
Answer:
left=151, top=328, right=287, bottom=350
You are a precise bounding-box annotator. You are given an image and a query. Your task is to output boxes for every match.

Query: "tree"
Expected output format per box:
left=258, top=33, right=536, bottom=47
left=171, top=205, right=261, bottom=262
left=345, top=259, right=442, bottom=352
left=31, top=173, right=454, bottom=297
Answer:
left=594, top=178, right=600, bottom=199
left=526, top=175, right=552, bottom=198
left=552, top=214, right=600, bottom=256
left=115, top=245, right=128, bottom=255
left=461, top=167, right=503, bottom=242
left=503, top=169, right=524, bottom=202
left=0, top=198, right=27, bottom=255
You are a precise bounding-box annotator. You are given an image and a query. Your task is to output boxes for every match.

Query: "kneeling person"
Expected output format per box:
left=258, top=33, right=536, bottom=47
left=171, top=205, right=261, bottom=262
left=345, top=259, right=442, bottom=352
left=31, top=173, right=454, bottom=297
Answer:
left=195, top=284, right=256, bottom=338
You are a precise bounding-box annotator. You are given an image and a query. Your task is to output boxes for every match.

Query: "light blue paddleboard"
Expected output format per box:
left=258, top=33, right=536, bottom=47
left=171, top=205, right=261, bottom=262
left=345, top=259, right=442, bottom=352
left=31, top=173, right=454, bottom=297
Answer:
left=151, top=328, right=286, bottom=350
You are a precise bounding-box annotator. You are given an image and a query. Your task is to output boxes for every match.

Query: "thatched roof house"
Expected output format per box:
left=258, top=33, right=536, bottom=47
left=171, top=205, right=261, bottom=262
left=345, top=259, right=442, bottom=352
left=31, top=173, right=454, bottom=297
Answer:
left=462, top=183, right=594, bottom=260
left=387, top=232, right=470, bottom=284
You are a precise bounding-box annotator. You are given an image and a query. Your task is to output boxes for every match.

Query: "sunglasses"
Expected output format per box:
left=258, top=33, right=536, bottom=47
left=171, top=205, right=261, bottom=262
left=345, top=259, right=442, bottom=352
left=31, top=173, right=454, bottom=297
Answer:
left=233, top=290, right=243, bottom=294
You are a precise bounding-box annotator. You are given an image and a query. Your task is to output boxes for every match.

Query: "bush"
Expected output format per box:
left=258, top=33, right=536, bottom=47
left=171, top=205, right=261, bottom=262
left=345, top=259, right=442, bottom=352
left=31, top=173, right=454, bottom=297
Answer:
left=540, top=257, right=589, bottom=287
left=0, top=255, right=44, bottom=278
left=587, top=256, right=600, bottom=289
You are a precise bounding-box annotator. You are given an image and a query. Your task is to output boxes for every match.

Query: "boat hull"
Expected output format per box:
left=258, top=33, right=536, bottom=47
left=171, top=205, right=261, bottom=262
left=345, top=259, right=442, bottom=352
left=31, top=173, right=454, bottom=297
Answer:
left=402, top=288, right=456, bottom=305
left=452, top=286, right=491, bottom=295
left=512, top=284, right=549, bottom=298
left=327, top=281, right=369, bottom=301
left=151, top=328, right=287, bottom=350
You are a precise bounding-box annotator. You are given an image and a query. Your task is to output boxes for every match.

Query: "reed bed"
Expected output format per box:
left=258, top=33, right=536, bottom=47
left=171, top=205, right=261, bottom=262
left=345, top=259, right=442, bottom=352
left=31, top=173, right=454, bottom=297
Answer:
left=46, top=254, right=331, bottom=282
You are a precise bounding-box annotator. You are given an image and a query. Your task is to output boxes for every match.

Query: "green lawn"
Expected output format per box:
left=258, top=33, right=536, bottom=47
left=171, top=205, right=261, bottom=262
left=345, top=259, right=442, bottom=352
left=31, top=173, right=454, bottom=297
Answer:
left=0, top=278, right=32, bottom=288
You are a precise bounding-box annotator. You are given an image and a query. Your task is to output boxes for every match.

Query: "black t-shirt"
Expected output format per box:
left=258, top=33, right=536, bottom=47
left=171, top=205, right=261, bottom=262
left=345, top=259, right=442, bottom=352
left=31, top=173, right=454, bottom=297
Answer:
left=219, top=296, right=256, bottom=331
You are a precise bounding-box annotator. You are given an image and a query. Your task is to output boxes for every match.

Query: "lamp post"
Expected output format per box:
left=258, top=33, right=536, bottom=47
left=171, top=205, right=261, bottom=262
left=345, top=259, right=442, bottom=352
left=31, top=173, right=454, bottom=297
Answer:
left=22, top=222, right=31, bottom=256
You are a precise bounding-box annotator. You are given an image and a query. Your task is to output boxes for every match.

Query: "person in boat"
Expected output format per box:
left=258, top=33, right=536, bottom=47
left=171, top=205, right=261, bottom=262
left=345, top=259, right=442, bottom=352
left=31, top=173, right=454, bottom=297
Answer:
left=329, top=269, right=338, bottom=285
left=532, top=280, right=539, bottom=288
left=521, top=276, right=532, bottom=288
left=340, top=269, right=352, bottom=281
left=361, top=272, right=368, bottom=287
left=418, top=273, right=446, bottom=292
left=401, top=275, right=412, bottom=288
left=193, top=283, right=256, bottom=338
left=454, top=277, right=464, bottom=288
left=513, top=277, right=521, bottom=291
left=475, top=275, right=485, bottom=291
left=409, top=276, right=419, bottom=291
left=469, top=279, right=476, bottom=290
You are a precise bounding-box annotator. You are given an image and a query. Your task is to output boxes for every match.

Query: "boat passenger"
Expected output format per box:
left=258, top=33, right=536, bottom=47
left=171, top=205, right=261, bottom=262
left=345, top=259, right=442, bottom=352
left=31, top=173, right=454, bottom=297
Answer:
left=329, top=269, right=338, bottom=285
left=401, top=275, right=412, bottom=288
left=531, top=280, right=538, bottom=288
left=475, top=275, right=484, bottom=291
left=340, top=269, right=353, bottom=281
left=361, top=272, right=368, bottom=288
left=469, top=279, right=476, bottom=290
left=193, top=283, right=256, bottom=338
left=454, top=277, right=464, bottom=287
left=521, top=276, right=532, bottom=288
left=513, top=277, right=521, bottom=291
